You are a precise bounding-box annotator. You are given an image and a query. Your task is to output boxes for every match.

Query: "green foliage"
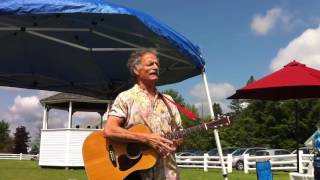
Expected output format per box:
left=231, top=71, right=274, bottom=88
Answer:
left=246, top=75, right=255, bottom=85
left=212, top=103, right=222, bottom=118
left=30, top=144, right=39, bottom=155
left=162, top=88, right=320, bottom=152
left=13, top=126, right=30, bottom=154
left=161, top=89, right=186, bottom=106
left=222, top=99, right=320, bottom=150
left=161, top=89, right=216, bottom=151
left=0, top=120, right=13, bottom=153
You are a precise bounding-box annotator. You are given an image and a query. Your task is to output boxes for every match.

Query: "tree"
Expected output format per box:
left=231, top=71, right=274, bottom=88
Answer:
left=229, top=99, right=242, bottom=115
left=13, top=126, right=30, bottom=154
left=221, top=98, right=320, bottom=150
left=30, top=144, right=39, bottom=155
left=30, top=124, right=41, bottom=154
left=161, top=89, right=215, bottom=150
left=229, top=76, right=256, bottom=116
left=161, top=89, right=186, bottom=107
left=0, top=120, right=12, bottom=152
left=246, top=75, right=255, bottom=85
left=213, top=103, right=222, bottom=118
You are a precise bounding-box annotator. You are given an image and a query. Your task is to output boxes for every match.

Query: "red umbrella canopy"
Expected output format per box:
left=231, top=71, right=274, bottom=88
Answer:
left=228, top=60, right=320, bottom=100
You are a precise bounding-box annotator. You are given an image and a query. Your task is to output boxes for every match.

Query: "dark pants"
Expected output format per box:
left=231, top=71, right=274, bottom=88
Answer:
left=124, top=171, right=142, bottom=180
left=315, top=156, right=320, bottom=180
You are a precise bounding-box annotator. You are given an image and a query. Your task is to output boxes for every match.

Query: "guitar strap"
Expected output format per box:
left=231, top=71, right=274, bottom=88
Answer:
left=158, top=93, right=176, bottom=128
left=159, top=93, right=199, bottom=120
left=159, top=93, right=200, bottom=130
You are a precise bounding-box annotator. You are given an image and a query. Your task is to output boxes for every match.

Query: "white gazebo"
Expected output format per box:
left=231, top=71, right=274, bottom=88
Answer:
left=39, top=93, right=111, bottom=168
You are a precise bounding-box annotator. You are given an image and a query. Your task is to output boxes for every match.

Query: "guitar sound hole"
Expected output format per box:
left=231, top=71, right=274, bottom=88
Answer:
left=126, top=143, right=141, bottom=157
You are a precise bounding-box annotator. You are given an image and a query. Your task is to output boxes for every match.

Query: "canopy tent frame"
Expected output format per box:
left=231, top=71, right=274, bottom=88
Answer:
left=0, top=26, right=194, bottom=67
left=0, top=0, right=228, bottom=178
left=202, top=70, right=228, bottom=179
left=0, top=18, right=231, bottom=180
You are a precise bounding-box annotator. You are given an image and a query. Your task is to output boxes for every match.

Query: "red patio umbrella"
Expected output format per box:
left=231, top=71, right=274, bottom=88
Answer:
left=229, top=61, right=320, bottom=100
left=228, top=60, right=320, bottom=172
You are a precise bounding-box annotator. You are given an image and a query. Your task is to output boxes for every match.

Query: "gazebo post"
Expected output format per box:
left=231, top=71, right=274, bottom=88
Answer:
left=68, top=101, right=73, bottom=128
left=42, top=105, right=48, bottom=130
left=39, top=93, right=111, bottom=168
left=98, top=112, right=104, bottom=129
left=201, top=70, right=228, bottom=180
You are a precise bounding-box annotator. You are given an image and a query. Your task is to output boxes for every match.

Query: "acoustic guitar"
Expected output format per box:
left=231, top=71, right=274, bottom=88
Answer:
left=82, top=116, right=230, bottom=180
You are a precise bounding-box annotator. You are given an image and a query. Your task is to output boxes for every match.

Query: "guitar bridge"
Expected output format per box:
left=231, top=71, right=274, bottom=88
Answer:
left=108, top=144, right=117, bottom=167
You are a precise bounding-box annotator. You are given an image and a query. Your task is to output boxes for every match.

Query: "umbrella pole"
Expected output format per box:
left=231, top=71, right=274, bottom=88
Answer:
left=201, top=71, right=228, bottom=180
left=295, top=99, right=300, bottom=172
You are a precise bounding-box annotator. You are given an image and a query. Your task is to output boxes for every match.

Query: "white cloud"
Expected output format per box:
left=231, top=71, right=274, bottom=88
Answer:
left=270, top=25, right=320, bottom=71
left=4, top=95, right=43, bottom=140
left=251, top=8, right=290, bottom=35
left=189, top=82, right=236, bottom=113
left=0, top=86, right=23, bottom=91
left=3, top=91, right=102, bottom=140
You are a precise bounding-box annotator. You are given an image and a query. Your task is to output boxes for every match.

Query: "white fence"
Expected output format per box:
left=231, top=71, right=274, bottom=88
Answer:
left=0, top=153, right=39, bottom=160
left=244, top=151, right=314, bottom=174
left=176, top=154, right=233, bottom=173
left=175, top=150, right=314, bottom=174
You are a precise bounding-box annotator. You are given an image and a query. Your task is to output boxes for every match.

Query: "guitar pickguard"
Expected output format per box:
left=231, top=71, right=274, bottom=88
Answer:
left=116, top=143, right=142, bottom=171
left=118, top=153, right=142, bottom=171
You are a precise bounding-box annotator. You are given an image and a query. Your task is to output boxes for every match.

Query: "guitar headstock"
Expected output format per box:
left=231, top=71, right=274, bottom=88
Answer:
left=206, top=115, right=231, bottom=129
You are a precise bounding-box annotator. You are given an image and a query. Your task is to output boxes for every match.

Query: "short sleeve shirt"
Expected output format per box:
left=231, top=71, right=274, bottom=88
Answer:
left=108, top=84, right=182, bottom=180
left=313, top=130, right=320, bottom=155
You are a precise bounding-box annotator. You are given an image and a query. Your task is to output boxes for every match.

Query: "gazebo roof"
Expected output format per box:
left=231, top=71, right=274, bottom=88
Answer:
left=40, top=93, right=111, bottom=113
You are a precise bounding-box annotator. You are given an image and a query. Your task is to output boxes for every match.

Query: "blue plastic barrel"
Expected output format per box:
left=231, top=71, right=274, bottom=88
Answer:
left=256, top=161, right=273, bottom=180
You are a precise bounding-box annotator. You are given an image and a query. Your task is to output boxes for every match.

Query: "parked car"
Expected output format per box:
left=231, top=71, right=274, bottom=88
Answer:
left=207, top=147, right=238, bottom=156
left=290, top=147, right=313, bottom=168
left=255, top=149, right=291, bottom=156
left=207, top=148, right=218, bottom=156
left=222, top=147, right=238, bottom=155
left=175, top=152, right=195, bottom=157
left=291, top=147, right=313, bottom=154
left=175, top=152, right=196, bottom=165
left=255, top=149, right=291, bottom=165
left=193, top=150, right=205, bottom=156
left=232, top=147, right=267, bottom=170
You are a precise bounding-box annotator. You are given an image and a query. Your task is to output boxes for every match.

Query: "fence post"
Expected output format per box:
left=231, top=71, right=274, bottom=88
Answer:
left=19, top=153, right=22, bottom=160
left=298, top=150, right=303, bottom=173
left=204, top=153, right=208, bottom=172
left=227, top=154, right=232, bottom=173
left=244, top=154, right=249, bottom=174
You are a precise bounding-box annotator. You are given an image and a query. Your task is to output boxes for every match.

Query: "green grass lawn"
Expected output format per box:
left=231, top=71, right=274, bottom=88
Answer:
left=0, top=160, right=290, bottom=180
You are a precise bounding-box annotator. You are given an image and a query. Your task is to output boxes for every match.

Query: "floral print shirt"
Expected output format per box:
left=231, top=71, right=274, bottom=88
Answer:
left=108, top=84, right=182, bottom=180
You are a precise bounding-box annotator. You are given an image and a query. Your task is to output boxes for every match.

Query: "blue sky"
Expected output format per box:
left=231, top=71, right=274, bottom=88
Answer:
left=1, top=0, right=320, bottom=138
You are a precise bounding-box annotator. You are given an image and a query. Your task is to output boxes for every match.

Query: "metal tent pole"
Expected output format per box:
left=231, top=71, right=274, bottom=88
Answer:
left=202, top=71, right=228, bottom=180
left=295, top=99, right=300, bottom=172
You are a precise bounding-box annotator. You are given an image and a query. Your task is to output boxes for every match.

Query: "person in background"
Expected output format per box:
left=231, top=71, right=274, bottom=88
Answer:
left=313, top=123, right=320, bottom=180
left=104, top=48, right=183, bottom=180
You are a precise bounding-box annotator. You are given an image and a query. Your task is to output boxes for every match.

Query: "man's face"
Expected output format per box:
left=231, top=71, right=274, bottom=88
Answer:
left=134, top=52, right=160, bottom=82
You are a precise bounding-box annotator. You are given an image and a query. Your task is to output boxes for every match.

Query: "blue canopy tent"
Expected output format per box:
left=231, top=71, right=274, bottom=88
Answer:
left=0, top=0, right=228, bottom=179
left=0, top=0, right=205, bottom=98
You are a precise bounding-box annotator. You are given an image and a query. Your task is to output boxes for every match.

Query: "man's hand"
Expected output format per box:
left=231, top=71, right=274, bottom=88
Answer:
left=146, top=133, right=176, bottom=157
left=173, top=138, right=183, bottom=147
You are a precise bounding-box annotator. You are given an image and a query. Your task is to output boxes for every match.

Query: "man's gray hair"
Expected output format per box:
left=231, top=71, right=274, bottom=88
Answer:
left=127, top=48, right=158, bottom=77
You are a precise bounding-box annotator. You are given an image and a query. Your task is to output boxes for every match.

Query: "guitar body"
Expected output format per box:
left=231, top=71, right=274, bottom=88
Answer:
left=82, top=124, right=158, bottom=180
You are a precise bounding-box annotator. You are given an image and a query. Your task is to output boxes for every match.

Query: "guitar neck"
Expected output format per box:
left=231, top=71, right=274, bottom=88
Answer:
left=164, top=116, right=230, bottom=140
left=164, top=124, right=208, bottom=140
